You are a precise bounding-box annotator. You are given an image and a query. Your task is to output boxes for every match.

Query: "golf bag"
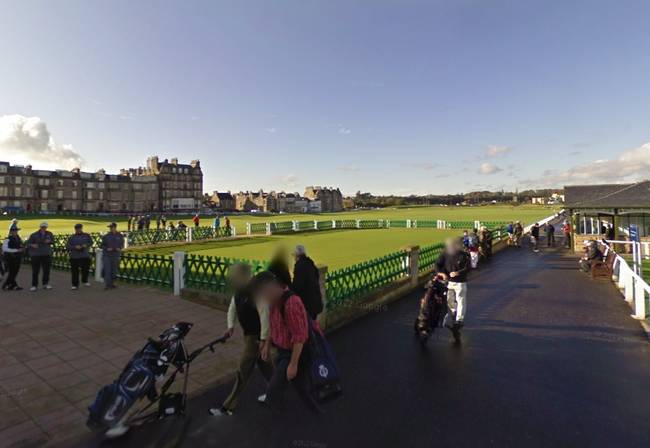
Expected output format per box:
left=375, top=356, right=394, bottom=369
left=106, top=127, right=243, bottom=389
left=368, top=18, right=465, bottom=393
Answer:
left=414, top=276, right=448, bottom=343
left=87, top=322, right=193, bottom=432
left=305, top=320, right=342, bottom=402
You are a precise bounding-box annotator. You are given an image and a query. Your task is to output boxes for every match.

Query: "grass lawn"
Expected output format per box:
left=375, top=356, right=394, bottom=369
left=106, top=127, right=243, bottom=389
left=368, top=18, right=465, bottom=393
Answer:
left=127, top=228, right=461, bottom=270
left=0, top=204, right=558, bottom=236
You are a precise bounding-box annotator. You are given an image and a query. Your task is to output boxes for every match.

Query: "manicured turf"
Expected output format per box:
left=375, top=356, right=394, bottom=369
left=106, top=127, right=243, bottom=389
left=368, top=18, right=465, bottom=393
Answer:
left=128, top=228, right=461, bottom=270
left=0, top=205, right=557, bottom=236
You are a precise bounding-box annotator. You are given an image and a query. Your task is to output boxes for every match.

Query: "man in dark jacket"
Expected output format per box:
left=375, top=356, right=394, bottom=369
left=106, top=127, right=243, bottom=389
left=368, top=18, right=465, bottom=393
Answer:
left=67, top=223, right=93, bottom=290
left=435, top=237, right=470, bottom=339
left=101, top=222, right=125, bottom=289
left=531, top=223, right=540, bottom=252
left=210, top=263, right=272, bottom=416
left=2, top=227, right=24, bottom=290
left=545, top=223, right=556, bottom=247
left=27, top=222, right=54, bottom=291
left=292, top=245, right=323, bottom=320
left=580, top=241, right=603, bottom=273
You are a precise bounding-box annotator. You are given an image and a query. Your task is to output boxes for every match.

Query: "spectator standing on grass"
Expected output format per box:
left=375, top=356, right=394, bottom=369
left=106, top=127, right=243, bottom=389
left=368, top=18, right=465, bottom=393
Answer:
left=8, top=218, right=18, bottom=232
left=292, top=245, right=324, bottom=320
left=209, top=263, right=272, bottom=416
left=192, top=213, right=200, bottom=228
left=545, top=223, right=555, bottom=247
left=252, top=271, right=322, bottom=414
left=67, top=223, right=93, bottom=290
left=2, top=226, right=24, bottom=290
left=213, top=215, right=221, bottom=230
left=156, top=215, right=162, bottom=230
left=225, top=216, right=231, bottom=235
left=145, top=215, right=151, bottom=230
left=161, top=214, right=167, bottom=228
left=101, top=222, right=124, bottom=289
left=530, top=223, right=540, bottom=253
left=27, top=222, right=54, bottom=291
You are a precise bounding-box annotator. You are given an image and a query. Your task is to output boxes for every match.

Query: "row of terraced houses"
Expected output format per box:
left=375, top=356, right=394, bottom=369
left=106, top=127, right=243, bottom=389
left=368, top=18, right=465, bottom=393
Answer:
left=208, top=186, right=344, bottom=213
left=0, top=156, right=202, bottom=213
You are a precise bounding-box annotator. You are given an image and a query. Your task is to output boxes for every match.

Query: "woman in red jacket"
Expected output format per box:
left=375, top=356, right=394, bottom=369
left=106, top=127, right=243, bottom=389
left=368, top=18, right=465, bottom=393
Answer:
left=252, top=271, right=321, bottom=414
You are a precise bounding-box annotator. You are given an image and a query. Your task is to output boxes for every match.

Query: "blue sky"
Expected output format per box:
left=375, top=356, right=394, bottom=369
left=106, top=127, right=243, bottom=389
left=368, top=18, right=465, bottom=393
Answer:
left=2, top=0, right=650, bottom=195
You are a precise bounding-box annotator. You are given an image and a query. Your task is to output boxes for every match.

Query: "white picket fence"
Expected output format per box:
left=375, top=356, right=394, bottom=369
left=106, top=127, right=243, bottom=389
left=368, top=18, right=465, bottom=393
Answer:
left=611, top=252, right=650, bottom=320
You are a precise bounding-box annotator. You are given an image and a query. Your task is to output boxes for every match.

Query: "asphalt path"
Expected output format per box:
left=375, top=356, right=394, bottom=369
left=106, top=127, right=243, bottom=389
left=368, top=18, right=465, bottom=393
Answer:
left=80, top=232, right=650, bottom=448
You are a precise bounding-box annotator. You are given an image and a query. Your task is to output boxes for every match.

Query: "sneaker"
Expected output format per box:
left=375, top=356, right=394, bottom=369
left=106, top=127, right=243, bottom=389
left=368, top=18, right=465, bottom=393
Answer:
left=209, top=406, right=233, bottom=416
left=84, top=282, right=91, bottom=287
left=30, top=286, right=37, bottom=292
left=257, top=394, right=267, bottom=403
left=12, top=286, right=23, bottom=291
left=71, top=286, right=78, bottom=290
left=43, top=285, right=53, bottom=290
left=104, top=423, right=130, bottom=438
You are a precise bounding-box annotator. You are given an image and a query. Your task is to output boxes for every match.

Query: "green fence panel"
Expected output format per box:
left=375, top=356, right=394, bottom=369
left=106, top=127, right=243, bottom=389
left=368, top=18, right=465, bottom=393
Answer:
left=127, top=229, right=187, bottom=246
left=270, top=221, right=294, bottom=234
left=316, top=220, right=334, bottom=231
left=335, top=219, right=357, bottom=229
left=388, top=220, right=408, bottom=228
left=357, top=220, right=386, bottom=229
left=415, top=220, right=437, bottom=228
left=446, top=220, right=475, bottom=230
left=248, top=223, right=267, bottom=235
left=296, top=220, right=316, bottom=231
left=325, top=250, right=408, bottom=310
left=418, top=243, right=444, bottom=273
left=118, top=254, right=174, bottom=287
left=184, top=254, right=268, bottom=294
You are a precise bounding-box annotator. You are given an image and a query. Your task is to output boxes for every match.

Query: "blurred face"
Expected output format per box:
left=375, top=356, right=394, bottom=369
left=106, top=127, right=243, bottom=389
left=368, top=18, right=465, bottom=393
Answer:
left=258, top=281, right=284, bottom=306
left=75, top=227, right=82, bottom=234
left=445, top=238, right=459, bottom=254
left=40, top=226, right=47, bottom=232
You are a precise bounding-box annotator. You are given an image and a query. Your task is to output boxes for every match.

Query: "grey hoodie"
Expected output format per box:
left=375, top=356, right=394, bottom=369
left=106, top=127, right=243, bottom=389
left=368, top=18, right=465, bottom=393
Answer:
left=67, top=233, right=93, bottom=259
left=27, top=230, right=54, bottom=257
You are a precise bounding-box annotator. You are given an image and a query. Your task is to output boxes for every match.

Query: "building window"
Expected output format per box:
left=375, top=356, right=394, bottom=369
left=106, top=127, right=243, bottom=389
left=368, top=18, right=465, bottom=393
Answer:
left=57, top=190, right=63, bottom=199
left=0, top=176, right=4, bottom=184
left=72, top=191, right=77, bottom=199
left=86, top=182, right=95, bottom=189
left=41, top=190, right=48, bottom=199
left=14, top=187, right=21, bottom=197
left=0, top=165, right=7, bottom=173
left=87, top=191, right=93, bottom=200
left=0, top=187, right=7, bottom=196
left=14, top=176, right=21, bottom=184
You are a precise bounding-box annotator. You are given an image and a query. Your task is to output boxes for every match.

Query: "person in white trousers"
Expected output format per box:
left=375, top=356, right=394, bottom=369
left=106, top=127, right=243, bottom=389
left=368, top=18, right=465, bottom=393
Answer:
left=435, top=238, right=470, bottom=340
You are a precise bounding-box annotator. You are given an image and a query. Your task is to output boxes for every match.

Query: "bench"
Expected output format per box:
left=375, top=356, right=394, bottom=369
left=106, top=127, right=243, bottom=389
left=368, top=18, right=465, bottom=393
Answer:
left=591, top=250, right=616, bottom=279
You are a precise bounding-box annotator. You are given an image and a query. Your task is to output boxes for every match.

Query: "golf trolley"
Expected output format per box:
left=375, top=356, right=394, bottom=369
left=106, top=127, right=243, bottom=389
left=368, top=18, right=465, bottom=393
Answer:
left=87, top=322, right=230, bottom=438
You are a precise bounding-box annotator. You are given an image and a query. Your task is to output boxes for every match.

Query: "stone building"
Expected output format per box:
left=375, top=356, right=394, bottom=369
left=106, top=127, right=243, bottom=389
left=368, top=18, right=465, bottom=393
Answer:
left=303, top=186, right=343, bottom=212
left=0, top=156, right=202, bottom=213
left=210, top=191, right=236, bottom=211
left=234, top=190, right=277, bottom=212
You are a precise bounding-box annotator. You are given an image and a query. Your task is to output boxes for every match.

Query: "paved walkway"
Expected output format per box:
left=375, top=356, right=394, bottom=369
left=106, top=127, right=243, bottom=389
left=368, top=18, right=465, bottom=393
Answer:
left=0, top=269, right=241, bottom=447
left=79, top=239, right=650, bottom=447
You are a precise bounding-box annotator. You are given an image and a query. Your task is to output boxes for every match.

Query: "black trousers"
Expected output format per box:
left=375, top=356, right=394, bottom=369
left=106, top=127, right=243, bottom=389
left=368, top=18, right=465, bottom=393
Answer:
left=70, top=257, right=91, bottom=287
left=3, top=256, right=21, bottom=289
left=31, top=255, right=52, bottom=287
left=266, top=348, right=321, bottom=415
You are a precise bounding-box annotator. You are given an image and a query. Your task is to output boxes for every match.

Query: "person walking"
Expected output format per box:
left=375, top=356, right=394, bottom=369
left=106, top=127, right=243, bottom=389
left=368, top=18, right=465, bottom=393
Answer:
left=101, top=222, right=124, bottom=289
left=531, top=223, right=540, bottom=252
left=292, top=245, right=324, bottom=320
left=513, top=221, right=524, bottom=247
left=2, top=226, right=24, bottom=290
left=506, top=222, right=514, bottom=246
left=209, top=264, right=272, bottom=416
left=252, top=271, right=322, bottom=414
left=27, top=222, right=54, bottom=291
left=435, top=237, right=470, bottom=342
left=545, top=223, right=556, bottom=247
left=192, top=213, right=200, bottom=228
left=225, top=216, right=231, bottom=235
left=67, top=223, right=93, bottom=290
left=213, top=215, right=221, bottom=231
left=562, top=221, right=572, bottom=248
left=478, top=226, right=492, bottom=260
left=268, top=247, right=292, bottom=287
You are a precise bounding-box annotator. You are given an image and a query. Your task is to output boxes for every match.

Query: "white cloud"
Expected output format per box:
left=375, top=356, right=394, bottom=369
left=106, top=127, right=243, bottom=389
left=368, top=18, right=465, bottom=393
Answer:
left=478, top=162, right=502, bottom=174
left=265, top=127, right=277, bottom=133
left=0, top=114, right=85, bottom=170
left=525, top=142, right=650, bottom=186
left=338, top=127, right=351, bottom=135
left=486, top=145, right=511, bottom=157
left=280, top=174, right=299, bottom=188
left=339, top=164, right=360, bottom=172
